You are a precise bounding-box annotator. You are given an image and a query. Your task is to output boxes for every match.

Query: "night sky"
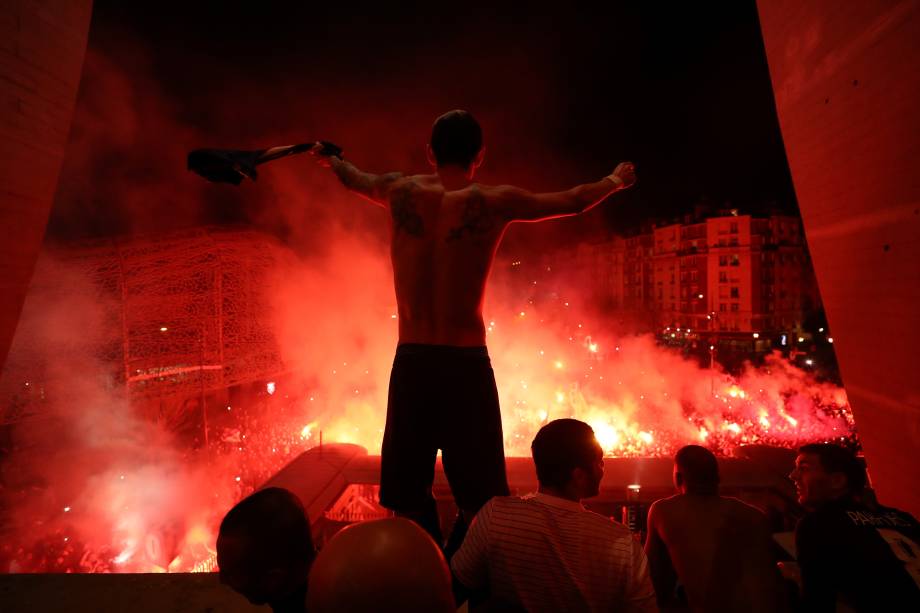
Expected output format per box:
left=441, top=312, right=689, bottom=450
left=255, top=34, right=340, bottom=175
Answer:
left=47, top=1, right=797, bottom=246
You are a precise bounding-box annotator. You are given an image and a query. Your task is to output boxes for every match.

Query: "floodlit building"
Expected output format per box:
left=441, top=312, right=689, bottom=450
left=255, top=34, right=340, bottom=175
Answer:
left=545, top=212, right=816, bottom=347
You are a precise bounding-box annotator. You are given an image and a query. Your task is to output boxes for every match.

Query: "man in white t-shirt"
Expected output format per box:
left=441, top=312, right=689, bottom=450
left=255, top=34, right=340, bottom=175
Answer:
left=451, top=419, right=656, bottom=612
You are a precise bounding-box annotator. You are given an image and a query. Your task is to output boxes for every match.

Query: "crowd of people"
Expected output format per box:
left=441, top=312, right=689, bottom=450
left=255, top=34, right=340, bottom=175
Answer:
left=215, top=421, right=920, bottom=612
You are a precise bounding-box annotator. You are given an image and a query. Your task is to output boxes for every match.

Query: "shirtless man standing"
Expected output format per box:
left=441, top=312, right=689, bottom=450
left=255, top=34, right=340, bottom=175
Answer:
left=310, top=110, right=636, bottom=552
left=644, top=445, right=786, bottom=612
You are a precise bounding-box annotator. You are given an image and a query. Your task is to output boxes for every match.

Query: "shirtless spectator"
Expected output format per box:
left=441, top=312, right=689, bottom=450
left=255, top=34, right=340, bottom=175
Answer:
left=790, top=443, right=920, bottom=612
left=311, top=110, right=636, bottom=554
left=451, top=419, right=656, bottom=612
left=645, top=445, right=785, bottom=612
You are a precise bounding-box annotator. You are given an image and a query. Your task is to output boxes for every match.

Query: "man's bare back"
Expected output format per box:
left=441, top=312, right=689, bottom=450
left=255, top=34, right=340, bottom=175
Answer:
left=386, top=174, right=511, bottom=346
left=646, top=494, right=785, bottom=612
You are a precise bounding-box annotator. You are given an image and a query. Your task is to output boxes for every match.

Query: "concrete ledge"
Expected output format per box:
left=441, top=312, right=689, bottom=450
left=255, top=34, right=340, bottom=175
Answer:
left=0, top=572, right=264, bottom=613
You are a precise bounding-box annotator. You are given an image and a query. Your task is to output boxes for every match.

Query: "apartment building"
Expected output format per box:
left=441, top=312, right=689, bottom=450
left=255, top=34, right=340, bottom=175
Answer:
left=540, top=212, right=815, bottom=340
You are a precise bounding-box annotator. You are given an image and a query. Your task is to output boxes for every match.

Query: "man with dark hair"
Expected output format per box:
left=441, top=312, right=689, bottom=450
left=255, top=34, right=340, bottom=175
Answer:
left=531, top=417, right=603, bottom=490
left=429, top=109, right=483, bottom=167
left=310, top=111, right=636, bottom=553
left=451, top=419, right=656, bottom=612
left=790, top=443, right=920, bottom=611
left=645, top=445, right=786, bottom=612
left=217, top=487, right=316, bottom=613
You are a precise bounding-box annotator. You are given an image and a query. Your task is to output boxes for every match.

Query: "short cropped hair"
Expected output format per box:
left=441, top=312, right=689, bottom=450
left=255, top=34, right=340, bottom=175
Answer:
left=531, top=419, right=598, bottom=489
left=430, top=110, right=482, bottom=168
left=219, top=487, right=315, bottom=569
left=675, top=445, right=720, bottom=493
left=798, top=443, right=867, bottom=494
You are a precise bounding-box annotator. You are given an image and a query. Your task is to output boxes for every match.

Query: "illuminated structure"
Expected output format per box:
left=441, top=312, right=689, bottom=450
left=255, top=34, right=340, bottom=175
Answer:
left=0, top=228, right=291, bottom=426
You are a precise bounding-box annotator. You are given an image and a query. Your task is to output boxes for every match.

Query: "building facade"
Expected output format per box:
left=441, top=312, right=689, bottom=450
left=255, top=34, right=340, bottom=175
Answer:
left=538, top=212, right=816, bottom=344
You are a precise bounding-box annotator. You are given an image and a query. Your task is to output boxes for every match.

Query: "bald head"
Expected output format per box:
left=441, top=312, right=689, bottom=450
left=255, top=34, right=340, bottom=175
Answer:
left=307, top=518, right=454, bottom=613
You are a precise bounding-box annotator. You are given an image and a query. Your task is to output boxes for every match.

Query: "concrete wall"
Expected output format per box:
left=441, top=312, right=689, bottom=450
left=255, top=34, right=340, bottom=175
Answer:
left=757, top=0, right=920, bottom=514
left=0, top=0, right=93, bottom=372
left=0, top=572, right=261, bottom=612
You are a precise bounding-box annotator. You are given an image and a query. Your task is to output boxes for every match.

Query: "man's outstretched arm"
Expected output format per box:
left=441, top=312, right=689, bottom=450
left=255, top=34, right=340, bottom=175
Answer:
left=309, top=143, right=402, bottom=208
left=498, top=161, right=636, bottom=222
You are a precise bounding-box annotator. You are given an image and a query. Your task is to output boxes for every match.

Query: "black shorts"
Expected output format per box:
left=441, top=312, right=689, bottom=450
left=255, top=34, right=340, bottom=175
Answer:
left=379, top=343, right=510, bottom=513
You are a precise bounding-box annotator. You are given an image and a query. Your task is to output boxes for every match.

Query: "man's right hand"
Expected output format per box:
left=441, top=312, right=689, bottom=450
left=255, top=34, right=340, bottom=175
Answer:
left=309, top=142, right=334, bottom=168
left=609, top=162, right=637, bottom=189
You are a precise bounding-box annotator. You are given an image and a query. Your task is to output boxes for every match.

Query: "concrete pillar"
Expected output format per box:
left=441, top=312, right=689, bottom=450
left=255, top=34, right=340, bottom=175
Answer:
left=757, top=0, right=920, bottom=514
left=0, top=0, right=93, bottom=372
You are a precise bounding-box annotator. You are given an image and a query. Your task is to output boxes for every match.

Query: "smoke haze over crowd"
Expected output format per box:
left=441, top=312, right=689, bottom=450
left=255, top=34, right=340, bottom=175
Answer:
left=1, top=1, right=828, bottom=574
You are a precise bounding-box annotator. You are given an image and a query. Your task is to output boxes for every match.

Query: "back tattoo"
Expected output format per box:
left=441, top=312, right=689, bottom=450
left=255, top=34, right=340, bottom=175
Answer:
left=447, top=187, right=496, bottom=242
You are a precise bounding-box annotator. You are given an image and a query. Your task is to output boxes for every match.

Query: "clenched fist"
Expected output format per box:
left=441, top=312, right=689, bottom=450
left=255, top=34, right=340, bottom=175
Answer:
left=309, top=142, right=334, bottom=168
left=608, top=162, right=637, bottom=189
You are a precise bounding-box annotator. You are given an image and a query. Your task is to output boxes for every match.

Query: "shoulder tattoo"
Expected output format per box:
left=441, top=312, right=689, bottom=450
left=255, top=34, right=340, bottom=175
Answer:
left=391, top=182, right=424, bottom=237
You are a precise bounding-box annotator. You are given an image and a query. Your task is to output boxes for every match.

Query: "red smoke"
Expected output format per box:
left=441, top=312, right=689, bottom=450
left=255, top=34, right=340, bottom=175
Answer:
left=0, top=20, right=852, bottom=573
left=0, top=235, right=855, bottom=573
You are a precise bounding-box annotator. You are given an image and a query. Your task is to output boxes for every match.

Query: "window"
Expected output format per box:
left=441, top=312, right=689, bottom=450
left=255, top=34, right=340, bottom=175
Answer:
left=731, top=303, right=740, bottom=312
left=730, top=287, right=739, bottom=298
left=719, top=271, right=728, bottom=283
left=719, top=303, right=727, bottom=312
left=691, top=270, right=699, bottom=281
left=730, top=254, right=740, bottom=266
left=730, top=222, right=738, bottom=233
left=719, top=255, right=728, bottom=266
left=729, top=237, right=739, bottom=246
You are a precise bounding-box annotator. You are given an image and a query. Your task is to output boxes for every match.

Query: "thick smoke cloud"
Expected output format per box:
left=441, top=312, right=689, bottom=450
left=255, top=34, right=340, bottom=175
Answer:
left=0, top=255, right=238, bottom=572
left=269, top=240, right=852, bottom=459
left=0, top=236, right=853, bottom=572
left=1, top=4, right=834, bottom=572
